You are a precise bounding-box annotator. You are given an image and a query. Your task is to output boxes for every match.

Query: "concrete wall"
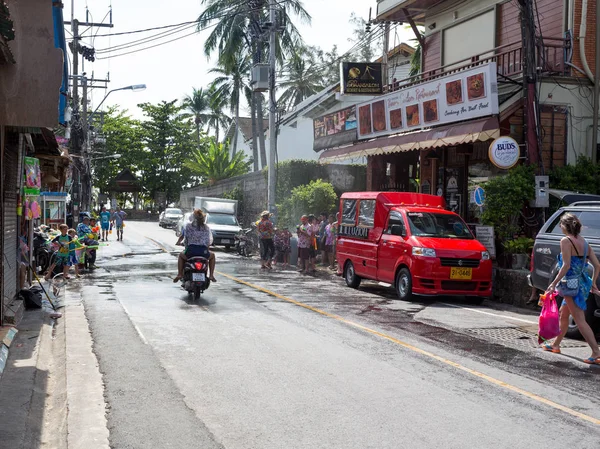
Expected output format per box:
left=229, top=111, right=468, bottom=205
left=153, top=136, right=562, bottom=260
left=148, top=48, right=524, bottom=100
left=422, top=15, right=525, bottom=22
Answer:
left=0, top=0, right=63, bottom=127
left=179, top=163, right=367, bottom=227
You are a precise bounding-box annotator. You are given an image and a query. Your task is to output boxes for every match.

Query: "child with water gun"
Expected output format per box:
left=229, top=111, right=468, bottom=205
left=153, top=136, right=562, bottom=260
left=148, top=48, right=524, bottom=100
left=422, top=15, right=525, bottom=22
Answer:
left=67, top=229, right=86, bottom=277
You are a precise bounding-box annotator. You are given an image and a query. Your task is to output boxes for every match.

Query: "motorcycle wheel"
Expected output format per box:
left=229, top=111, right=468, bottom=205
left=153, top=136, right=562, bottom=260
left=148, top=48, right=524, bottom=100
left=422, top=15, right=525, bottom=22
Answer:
left=37, top=250, right=50, bottom=273
left=194, top=285, right=202, bottom=301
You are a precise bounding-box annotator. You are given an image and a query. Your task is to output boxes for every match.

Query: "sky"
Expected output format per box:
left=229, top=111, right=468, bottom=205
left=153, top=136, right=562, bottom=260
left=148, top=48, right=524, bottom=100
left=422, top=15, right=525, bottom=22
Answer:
left=64, top=0, right=413, bottom=119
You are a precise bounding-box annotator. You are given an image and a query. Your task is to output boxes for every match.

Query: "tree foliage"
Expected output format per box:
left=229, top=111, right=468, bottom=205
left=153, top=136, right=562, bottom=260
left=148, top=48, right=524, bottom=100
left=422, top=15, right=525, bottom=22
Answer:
left=184, top=140, right=252, bottom=185
left=278, top=179, right=338, bottom=228
left=137, top=100, right=200, bottom=205
left=481, top=165, right=535, bottom=242
left=548, top=156, right=600, bottom=195
left=91, top=107, right=144, bottom=195
left=278, top=45, right=325, bottom=111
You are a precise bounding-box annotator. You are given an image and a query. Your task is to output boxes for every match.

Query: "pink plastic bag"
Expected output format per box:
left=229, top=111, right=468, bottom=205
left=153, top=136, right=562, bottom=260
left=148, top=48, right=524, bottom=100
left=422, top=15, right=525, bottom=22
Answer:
left=538, top=291, right=560, bottom=344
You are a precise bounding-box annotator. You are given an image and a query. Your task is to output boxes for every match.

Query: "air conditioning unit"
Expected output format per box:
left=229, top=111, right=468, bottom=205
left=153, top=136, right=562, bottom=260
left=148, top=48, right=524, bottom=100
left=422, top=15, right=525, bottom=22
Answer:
left=251, top=64, right=269, bottom=92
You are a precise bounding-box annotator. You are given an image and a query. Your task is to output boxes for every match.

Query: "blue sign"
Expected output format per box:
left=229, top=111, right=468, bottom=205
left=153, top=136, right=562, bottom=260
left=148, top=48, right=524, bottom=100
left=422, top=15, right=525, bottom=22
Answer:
left=474, top=186, right=485, bottom=207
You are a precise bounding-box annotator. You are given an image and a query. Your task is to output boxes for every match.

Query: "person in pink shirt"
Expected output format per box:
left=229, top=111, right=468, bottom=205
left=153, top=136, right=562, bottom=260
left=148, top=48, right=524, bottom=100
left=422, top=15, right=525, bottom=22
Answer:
left=324, top=214, right=336, bottom=269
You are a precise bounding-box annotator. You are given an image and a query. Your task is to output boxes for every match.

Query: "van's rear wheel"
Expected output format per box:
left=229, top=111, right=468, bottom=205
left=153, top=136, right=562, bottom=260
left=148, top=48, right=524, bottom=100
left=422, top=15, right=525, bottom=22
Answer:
left=395, top=268, right=413, bottom=301
left=344, top=261, right=361, bottom=289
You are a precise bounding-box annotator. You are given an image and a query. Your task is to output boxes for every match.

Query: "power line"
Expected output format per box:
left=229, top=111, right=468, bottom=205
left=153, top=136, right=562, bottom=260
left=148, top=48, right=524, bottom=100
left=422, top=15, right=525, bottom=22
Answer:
left=95, top=22, right=196, bottom=53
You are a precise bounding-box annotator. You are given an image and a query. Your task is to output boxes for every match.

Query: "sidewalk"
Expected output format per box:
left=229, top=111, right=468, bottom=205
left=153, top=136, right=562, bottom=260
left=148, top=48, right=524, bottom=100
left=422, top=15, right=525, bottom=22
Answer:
left=0, top=283, right=109, bottom=449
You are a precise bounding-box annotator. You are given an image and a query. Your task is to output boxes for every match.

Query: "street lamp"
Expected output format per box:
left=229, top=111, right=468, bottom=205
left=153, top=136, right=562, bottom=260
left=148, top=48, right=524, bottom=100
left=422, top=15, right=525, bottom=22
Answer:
left=88, top=84, right=146, bottom=124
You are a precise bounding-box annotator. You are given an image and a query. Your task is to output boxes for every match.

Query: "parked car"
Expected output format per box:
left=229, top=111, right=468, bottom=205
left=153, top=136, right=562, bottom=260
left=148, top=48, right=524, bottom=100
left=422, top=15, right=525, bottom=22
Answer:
left=159, top=208, right=184, bottom=228
left=529, top=201, right=600, bottom=338
left=176, top=212, right=193, bottom=237
left=336, top=192, right=492, bottom=303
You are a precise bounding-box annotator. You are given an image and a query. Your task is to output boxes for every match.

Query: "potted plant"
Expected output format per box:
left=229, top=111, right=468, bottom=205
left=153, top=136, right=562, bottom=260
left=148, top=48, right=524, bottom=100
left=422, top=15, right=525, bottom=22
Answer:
left=503, top=237, right=534, bottom=270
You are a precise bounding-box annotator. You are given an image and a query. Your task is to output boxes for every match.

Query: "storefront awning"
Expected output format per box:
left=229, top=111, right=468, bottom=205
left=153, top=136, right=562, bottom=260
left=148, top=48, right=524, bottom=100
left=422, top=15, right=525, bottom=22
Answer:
left=319, top=116, right=500, bottom=163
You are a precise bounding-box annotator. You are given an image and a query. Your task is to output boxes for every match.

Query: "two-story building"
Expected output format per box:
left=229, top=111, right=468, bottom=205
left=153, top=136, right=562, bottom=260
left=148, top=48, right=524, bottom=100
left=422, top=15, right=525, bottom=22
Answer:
left=319, top=0, right=596, bottom=220
left=0, top=0, right=67, bottom=324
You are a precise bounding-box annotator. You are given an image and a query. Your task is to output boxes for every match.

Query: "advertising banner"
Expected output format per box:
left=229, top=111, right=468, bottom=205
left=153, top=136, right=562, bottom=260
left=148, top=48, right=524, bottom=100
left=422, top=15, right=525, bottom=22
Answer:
left=356, top=62, right=499, bottom=140
left=340, top=62, right=384, bottom=95
left=313, top=106, right=357, bottom=151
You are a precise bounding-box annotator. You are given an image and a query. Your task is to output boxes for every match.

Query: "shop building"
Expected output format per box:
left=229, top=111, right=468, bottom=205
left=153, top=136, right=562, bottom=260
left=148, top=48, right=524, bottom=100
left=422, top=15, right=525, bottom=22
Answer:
left=0, top=0, right=67, bottom=324
left=320, top=0, right=596, bottom=221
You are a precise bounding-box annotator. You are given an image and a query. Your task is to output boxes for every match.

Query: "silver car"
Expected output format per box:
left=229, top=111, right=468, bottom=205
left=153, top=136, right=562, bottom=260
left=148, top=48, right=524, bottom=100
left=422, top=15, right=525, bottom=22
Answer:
left=159, top=208, right=184, bottom=229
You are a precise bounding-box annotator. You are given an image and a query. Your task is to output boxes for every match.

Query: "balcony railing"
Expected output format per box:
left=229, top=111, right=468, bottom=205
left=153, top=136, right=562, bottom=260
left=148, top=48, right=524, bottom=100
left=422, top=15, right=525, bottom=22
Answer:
left=385, top=38, right=570, bottom=93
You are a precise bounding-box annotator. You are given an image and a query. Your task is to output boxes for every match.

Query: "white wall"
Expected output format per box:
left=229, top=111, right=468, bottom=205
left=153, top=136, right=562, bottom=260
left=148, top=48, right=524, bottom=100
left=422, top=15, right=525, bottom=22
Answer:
left=231, top=132, right=253, bottom=164
left=424, top=0, right=499, bottom=37
left=538, top=81, right=595, bottom=164
left=267, top=117, right=319, bottom=162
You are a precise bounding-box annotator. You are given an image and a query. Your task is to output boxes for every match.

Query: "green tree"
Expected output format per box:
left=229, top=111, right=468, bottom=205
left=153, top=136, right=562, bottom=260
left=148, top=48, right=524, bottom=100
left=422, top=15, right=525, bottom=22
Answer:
left=138, top=100, right=199, bottom=207
left=549, top=156, right=600, bottom=195
left=481, top=165, right=535, bottom=242
left=184, top=139, right=252, bottom=185
left=278, top=179, right=338, bottom=228
left=207, top=85, right=230, bottom=142
left=91, top=107, right=144, bottom=196
left=183, top=87, right=212, bottom=141
left=278, top=45, right=325, bottom=111
left=349, top=13, right=382, bottom=62
left=210, top=54, right=252, bottom=156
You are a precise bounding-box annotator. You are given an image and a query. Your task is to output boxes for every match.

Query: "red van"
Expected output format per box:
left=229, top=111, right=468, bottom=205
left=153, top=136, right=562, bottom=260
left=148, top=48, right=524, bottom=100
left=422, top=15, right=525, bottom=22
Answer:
left=336, top=192, right=492, bottom=302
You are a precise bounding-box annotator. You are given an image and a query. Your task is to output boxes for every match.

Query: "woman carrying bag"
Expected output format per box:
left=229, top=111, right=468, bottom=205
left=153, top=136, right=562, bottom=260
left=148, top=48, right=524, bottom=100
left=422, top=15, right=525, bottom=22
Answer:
left=544, top=213, right=600, bottom=364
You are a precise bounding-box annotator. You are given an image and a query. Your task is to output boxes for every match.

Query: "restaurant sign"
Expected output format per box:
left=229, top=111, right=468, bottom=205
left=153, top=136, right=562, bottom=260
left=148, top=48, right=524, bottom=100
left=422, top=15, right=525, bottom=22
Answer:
left=340, top=62, right=384, bottom=95
left=313, top=106, right=357, bottom=151
left=356, top=62, right=499, bottom=140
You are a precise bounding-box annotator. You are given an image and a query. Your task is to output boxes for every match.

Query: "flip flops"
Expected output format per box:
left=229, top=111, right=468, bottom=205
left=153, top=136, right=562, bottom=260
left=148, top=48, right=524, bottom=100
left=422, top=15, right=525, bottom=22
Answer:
left=542, top=344, right=561, bottom=354
left=583, top=357, right=600, bottom=365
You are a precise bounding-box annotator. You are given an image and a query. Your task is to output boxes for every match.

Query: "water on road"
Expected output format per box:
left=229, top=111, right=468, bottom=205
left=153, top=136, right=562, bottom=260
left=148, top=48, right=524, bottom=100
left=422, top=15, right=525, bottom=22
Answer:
left=66, top=221, right=600, bottom=449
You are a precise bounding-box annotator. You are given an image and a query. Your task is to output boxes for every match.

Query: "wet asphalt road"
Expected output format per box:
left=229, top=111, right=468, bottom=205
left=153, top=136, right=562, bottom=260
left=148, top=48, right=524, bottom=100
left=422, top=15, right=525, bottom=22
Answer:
left=69, top=221, right=600, bottom=449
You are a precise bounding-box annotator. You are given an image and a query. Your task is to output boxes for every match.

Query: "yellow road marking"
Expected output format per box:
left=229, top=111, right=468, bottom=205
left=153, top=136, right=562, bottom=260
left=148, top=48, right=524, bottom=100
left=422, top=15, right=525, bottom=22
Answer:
left=144, top=236, right=170, bottom=253
left=217, top=270, right=600, bottom=427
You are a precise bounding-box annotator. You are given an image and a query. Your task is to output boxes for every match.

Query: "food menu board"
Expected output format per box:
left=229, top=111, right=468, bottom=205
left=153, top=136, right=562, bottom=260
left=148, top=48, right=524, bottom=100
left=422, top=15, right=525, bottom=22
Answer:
left=356, top=62, right=499, bottom=140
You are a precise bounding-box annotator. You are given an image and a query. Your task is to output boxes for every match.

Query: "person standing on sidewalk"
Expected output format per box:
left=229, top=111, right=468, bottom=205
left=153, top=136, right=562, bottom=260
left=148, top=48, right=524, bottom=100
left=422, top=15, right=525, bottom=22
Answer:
left=297, top=215, right=311, bottom=274
left=544, top=213, right=600, bottom=364
left=112, top=206, right=127, bottom=241
left=99, top=206, right=111, bottom=241
left=257, top=211, right=275, bottom=269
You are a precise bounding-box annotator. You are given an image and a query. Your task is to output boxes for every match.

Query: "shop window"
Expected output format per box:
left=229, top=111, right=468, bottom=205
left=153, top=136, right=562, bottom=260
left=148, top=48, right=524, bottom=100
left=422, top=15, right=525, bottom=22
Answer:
left=342, top=199, right=358, bottom=225
left=358, top=200, right=376, bottom=227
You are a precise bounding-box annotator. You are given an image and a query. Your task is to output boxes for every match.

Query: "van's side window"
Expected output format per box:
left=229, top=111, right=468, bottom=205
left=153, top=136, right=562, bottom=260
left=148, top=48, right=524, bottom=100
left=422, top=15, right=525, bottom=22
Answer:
left=342, top=200, right=357, bottom=225
left=385, top=212, right=405, bottom=235
left=358, top=200, right=376, bottom=228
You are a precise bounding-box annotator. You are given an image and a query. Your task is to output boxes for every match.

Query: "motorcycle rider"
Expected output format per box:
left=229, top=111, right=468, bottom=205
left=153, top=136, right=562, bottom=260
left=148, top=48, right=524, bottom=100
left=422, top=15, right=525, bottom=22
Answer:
left=77, top=213, right=99, bottom=270
left=174, top=209, right=217, bottom=283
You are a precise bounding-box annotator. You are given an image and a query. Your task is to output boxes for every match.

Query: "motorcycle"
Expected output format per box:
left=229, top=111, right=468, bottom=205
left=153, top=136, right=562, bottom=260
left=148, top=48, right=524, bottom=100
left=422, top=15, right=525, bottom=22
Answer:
left=181, top=255, right=211, bottom=300
left=235, top=227, right=256, bottom=257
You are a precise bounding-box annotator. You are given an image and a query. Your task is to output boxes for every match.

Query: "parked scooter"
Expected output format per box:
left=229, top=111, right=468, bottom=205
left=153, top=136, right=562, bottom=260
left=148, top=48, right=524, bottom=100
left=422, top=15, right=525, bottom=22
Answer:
left=235, top=227, right=256, bottom=257
left=181, top=254, right=211, bottom=300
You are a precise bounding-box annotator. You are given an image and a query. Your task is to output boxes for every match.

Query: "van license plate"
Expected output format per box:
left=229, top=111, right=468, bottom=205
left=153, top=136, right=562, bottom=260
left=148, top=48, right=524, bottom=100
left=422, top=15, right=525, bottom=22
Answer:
left=192, top=273, right=206, bottom=282
left=221, top=239, right=231, bottom=244
left=450, top=267, right=472, bottom=280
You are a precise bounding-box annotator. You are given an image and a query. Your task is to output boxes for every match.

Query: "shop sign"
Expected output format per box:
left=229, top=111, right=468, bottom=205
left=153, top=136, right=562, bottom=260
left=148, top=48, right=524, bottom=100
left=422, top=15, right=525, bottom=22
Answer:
left=488, top=136, right=520, bottom=169
left=313, top=105, right=357, bottom=151
left=475, top=226, right=496, bottom=258
left=338, top=225, right=369, bottom=239
left=356, top=62, right=499, bottom=139
left=340, top=62, right=384, bottom=95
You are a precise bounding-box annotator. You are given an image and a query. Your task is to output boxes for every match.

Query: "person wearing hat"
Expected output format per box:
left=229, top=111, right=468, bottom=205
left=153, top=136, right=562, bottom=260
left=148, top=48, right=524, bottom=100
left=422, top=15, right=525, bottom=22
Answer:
left=257, top=210, right=275, bottom=269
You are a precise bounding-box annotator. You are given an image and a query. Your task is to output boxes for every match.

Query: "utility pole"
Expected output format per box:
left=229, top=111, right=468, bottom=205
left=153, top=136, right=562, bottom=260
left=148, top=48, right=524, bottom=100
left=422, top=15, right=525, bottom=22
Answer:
left=267, top=0, right=277, bottom=217
left=519, top=0, right=539, bottom=167
left=382, top=22, right=390, bottom=87
left=592, top=0, right=600, bottom=164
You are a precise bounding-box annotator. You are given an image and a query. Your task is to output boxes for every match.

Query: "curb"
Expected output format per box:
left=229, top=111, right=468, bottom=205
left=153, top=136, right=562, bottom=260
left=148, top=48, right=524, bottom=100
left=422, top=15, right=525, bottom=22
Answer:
left=0, top=327, right=18, bottom=380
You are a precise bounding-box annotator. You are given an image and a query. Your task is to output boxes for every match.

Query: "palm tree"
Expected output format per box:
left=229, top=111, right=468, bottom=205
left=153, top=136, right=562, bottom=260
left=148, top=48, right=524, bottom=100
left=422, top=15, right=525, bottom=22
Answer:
left=209, top=54, right=251, bottom=156
left=182, top=87, right=212, bottom=141
left=198, top=0, right=311, bottom=64
left=278, top=46, right=325, bottom=111
left=207, top=85, right=230, bottom=142
left=184, top=140, right=252, bottom=185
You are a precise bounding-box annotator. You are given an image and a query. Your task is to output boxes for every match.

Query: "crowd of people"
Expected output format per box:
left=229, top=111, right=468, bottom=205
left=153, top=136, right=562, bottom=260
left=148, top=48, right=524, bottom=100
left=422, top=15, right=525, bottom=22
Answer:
left=43, top=205, right=127, bottom=280
left=256, top=211, right=339, bottom=274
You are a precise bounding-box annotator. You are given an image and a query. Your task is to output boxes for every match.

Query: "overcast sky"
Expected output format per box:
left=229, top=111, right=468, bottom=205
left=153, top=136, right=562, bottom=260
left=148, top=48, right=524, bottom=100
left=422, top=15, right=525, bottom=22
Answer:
left=65, top=0, right=413, bottom=119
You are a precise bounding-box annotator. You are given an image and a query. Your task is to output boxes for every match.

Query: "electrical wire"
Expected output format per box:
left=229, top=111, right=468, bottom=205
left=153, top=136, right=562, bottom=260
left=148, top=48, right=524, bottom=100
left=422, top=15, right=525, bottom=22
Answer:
left=95, top=22, right=197, bottom=53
